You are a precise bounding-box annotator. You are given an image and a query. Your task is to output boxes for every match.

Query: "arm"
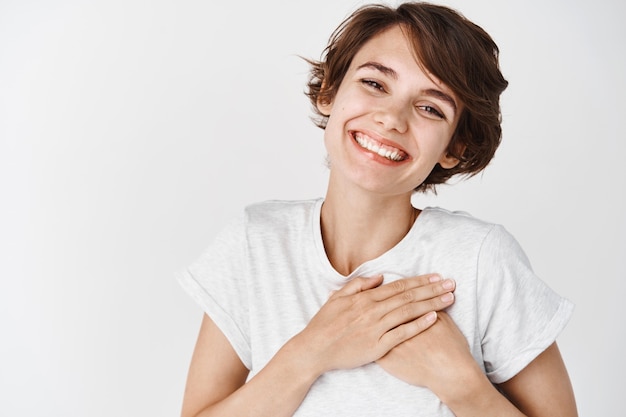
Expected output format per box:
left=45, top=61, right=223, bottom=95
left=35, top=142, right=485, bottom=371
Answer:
left=498, top=342, right=578, bottom=417
left=181, top=313, right=318, bottom=417
left=377, top=313, right=577, bottom=417
left=442, top=341, right=577, bottom=417
left=181, top=274, right=456, bottom=417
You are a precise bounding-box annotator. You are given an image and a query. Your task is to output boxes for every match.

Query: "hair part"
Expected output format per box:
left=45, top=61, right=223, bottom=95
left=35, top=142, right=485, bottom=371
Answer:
left=305, top=2, right=508, bottom=192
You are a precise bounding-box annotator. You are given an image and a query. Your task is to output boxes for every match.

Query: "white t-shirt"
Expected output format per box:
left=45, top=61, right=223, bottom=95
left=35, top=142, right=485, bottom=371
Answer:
left=178, top=198, right=573, bottom=417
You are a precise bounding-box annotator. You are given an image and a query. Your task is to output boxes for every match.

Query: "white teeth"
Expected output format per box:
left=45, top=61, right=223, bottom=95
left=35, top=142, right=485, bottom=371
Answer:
left=355, top=133, right=406, bottom=161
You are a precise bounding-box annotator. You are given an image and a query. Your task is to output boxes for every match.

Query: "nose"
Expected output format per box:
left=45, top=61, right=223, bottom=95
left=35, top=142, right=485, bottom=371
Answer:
left=373, top=99, right=409, bottom=134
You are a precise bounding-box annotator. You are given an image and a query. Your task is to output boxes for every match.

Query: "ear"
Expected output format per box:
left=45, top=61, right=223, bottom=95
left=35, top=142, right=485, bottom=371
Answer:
left=316, top=96, right=333, bottom=116
left=438, top=143, right=465, bottom=169
left=438, top=153, right=460, bottom=169
left=316, top=80, right=334, bottom=116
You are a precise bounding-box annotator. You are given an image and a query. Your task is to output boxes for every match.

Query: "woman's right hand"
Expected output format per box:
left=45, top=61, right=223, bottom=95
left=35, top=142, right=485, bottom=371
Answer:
left=181, top=275, right=455, bottom=417
left=291, top=274, right=456, bottom=376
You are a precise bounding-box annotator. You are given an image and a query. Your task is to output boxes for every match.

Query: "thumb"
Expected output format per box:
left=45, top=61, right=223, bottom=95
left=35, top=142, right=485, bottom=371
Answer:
left=331, top=275, right=384, bottom=298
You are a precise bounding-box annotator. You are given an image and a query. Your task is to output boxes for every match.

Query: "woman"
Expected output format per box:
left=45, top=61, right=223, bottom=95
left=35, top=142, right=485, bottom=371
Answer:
left=177, top=3, right=578, bottom=416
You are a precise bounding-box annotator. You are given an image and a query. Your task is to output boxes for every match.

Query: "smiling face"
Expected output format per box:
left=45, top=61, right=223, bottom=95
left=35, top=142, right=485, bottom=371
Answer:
left=318, top=25, right=462, bottom=198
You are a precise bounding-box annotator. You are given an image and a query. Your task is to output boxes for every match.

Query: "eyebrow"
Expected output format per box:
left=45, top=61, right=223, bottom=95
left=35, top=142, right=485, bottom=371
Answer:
left=356, top=61, right=398, bottom=80
left=356, top=61, right=458, bottom=115
left=423, top=88, right=458, bottom=115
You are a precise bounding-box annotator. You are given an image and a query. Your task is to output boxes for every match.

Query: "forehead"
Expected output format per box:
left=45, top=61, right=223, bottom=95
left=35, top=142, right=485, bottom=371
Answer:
left=350, top=25, right=455, bottom=94
left=352, top=25, right=416, bottom=65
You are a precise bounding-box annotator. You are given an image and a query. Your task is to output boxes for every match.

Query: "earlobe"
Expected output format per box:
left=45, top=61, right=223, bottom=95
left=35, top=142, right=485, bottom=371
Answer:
left=439, top=141, right=465, bottom=169
left=316, top=97, right=333, bottom=116
left=316, top=81, right=333, bottom=116
left=438, top=152, right=461, bottom=169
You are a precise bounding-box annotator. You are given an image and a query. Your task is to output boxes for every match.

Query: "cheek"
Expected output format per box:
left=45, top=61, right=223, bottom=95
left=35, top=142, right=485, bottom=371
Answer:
left=333, top=89, right=370, bottom=115
left=420, top=127, right=455, bottom=155
left=322, top=123, right=339, bottom=155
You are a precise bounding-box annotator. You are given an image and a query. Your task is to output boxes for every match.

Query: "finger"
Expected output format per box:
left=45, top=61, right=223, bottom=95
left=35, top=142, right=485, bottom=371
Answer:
left=369, top=274, right=445, bottom=302
left=381, top=278, right=456, bottom=313
left=380, top=291, right=454, bottom=330
left=379, top=311, right=438, bottom=351
left=331, top=275, right=384, bottom=298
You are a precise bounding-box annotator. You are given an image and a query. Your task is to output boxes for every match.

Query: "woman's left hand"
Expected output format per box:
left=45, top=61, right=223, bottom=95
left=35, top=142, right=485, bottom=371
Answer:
left=376, top=311, right=482, bottom=398
left=377, top=312, right=576, bottom=417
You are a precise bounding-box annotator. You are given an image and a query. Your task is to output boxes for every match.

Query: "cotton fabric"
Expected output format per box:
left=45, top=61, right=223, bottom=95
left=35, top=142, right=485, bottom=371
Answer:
left=178, top=198, right=573, bottom=416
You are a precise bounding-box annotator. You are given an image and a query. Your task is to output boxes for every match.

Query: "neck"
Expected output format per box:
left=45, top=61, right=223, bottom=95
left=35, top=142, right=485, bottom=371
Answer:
left=321, top=181, right=419, bottom=276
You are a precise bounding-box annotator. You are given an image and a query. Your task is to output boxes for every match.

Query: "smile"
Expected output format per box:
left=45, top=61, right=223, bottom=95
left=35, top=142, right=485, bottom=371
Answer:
left=353, top=132, right=408, bottom=162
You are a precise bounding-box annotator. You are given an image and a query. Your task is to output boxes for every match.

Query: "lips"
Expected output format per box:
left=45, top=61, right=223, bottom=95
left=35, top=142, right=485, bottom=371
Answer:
left=352, top=132, right=408, bottom=162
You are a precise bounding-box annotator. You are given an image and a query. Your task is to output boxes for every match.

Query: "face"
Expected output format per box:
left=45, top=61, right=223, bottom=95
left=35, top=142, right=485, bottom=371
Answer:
left=318, top=25, right=462, bottom=198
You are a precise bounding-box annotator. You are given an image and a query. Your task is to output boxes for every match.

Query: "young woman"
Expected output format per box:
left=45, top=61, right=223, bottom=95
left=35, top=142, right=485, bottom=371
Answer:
left=177, top=3, right=578, bottom=416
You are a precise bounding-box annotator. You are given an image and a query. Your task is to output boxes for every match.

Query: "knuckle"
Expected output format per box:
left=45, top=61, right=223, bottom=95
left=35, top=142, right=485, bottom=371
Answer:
left=390, top=279, right=406, bottom=293
left=430, top=297, right=443, bottom=310
left=401, top=289, right=414, bottom=302
left=400, top=303, right=414, bottom=319
left=430, top=283, right=442, bottom=296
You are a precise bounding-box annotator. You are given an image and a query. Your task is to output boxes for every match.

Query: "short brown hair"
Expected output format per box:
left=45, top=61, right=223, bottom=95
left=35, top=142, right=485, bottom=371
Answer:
left=305, top=2, right=508, bottom=192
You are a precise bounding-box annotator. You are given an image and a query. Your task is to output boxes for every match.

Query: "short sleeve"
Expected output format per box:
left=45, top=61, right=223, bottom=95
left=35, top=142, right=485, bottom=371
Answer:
left=476, top=225, right=574, bottom=384
left=176, top=214, right=251, bottom=369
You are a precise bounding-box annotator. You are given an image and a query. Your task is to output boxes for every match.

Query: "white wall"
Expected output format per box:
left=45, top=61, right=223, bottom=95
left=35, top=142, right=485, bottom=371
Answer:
left=1, top=0, right=624, bottom=415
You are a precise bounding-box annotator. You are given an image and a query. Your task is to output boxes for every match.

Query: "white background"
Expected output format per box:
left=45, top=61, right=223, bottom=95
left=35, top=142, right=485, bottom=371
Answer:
left=1, top=0, right=624, bottom=415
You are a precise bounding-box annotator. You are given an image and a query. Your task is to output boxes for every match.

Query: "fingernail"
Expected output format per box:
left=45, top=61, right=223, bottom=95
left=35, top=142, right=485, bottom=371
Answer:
left=441, top=292, right=454, bottom=303
left=442, top=279, right=455, bottom=290
left=429, top=274, right=442, bottom=283
left=425, top=311, right=437, bottom=323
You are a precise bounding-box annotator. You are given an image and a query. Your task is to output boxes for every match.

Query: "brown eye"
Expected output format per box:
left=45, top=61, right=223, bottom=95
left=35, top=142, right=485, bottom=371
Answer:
left=361, top=79, right=385, bottom=92
left=417, top=105, right=445, bottom=120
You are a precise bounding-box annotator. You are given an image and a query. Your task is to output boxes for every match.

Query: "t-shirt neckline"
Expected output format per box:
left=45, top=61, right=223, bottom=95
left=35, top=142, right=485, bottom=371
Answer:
left=310, top=198, right=431, bottom=283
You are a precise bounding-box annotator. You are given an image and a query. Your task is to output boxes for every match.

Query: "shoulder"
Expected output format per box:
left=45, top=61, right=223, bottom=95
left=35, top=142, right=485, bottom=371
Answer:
left=420, top=207, right=500, bottom=240
left=236, top=199, right=323, bottom=247
left=244, top=198, right=321, bottom=228
left=417, top=207, right=524, bottom=260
